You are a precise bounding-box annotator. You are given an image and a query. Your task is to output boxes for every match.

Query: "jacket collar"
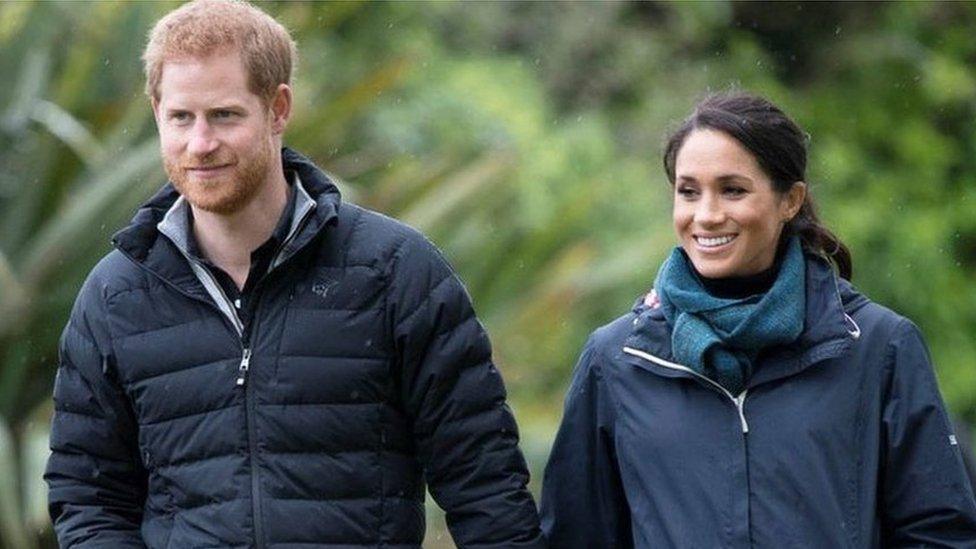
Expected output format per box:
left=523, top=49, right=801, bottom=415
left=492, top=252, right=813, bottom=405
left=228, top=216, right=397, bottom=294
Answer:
left=155, top=171, right=317, bottom=262
left=111, top=147, right=341, bottom=296
left=624, top=254, right=861, bottom=389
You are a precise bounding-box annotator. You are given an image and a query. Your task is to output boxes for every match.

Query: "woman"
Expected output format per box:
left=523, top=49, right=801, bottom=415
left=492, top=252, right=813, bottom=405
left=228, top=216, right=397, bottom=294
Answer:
left=540, top=92, right=976, bottom=547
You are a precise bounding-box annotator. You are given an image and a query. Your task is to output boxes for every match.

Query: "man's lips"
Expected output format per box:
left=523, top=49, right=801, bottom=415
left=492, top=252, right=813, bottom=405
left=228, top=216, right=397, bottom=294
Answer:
left=185, top=164, right=232, bottom=172
left=184, top=164, right=233, bottom=178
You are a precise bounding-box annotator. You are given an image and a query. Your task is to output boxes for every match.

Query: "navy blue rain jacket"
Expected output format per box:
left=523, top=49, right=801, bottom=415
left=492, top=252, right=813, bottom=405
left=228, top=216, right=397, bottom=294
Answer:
left=45, top=148, right=544, bottom=548
left=541, top=255, right=976, bottom=547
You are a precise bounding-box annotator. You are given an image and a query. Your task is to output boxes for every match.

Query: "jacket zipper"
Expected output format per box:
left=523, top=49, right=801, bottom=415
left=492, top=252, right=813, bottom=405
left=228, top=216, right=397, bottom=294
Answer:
left=235, top=209, right=312, bottom=549
left=623, top=346, right=750, bottom=433
left=236, top=348, right=252, bottom=386
left=145, top=193, right=317, bottom=549
left=190, top=257, right=266, bottom=548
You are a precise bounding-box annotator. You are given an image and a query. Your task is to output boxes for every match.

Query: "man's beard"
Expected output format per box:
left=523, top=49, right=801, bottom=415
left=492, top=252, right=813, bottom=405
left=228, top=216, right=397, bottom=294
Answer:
left=164, top=139, right=275, bottom=215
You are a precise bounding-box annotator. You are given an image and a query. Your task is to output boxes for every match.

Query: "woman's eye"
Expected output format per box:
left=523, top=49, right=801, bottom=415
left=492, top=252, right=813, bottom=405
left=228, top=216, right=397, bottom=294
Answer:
left=676, top=187, right=699, bottom=198
left=724, top=187, right=747, bottom=197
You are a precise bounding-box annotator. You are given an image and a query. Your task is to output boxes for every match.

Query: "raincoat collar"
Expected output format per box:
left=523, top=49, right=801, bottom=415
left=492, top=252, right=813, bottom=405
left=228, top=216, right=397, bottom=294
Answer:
left=624, top=254, right=862, bottom=389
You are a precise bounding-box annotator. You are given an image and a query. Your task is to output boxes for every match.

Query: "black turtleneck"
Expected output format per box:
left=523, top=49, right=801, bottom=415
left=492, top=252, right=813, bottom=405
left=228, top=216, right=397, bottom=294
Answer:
left=695, top=239, right=790, bottom=300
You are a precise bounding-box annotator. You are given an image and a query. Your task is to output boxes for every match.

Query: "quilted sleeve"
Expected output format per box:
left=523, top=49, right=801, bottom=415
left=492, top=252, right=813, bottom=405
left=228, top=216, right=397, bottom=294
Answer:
left=45, top=275, right=147, bottom=548
left=387, top=232, right=544, bottom=548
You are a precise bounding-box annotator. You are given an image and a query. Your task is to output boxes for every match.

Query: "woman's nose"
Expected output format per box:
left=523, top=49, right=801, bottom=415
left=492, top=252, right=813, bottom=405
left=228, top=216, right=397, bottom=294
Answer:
left=694, top=195, right=725, bottom=226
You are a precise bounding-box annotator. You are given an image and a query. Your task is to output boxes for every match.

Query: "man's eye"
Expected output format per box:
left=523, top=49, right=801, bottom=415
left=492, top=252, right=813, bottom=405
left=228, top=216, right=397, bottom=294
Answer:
left=170, top=112, right=191, bottom=123
left=213, top=110, right=236, bottom=119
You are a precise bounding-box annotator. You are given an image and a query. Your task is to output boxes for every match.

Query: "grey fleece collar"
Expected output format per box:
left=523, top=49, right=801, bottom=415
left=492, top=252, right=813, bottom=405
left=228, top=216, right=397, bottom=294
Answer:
left=155, top=173, right=317, bottom=336
left=157, top=173, right=315, bottom=257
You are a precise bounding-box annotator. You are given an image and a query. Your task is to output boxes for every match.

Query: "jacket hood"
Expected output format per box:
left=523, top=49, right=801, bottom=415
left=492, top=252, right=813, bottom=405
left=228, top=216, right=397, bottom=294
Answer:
left=836, top=275, right=870, bottom=316
left=112, top=147, right=341, bottom=262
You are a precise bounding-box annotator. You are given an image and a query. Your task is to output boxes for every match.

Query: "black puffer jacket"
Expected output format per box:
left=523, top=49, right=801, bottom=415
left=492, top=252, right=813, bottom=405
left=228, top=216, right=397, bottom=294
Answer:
left=45, top=148, right=544, bottom=548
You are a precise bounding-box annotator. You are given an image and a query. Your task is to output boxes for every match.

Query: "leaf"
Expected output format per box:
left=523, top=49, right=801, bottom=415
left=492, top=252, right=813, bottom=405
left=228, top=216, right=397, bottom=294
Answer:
left=1, top=48, right=49, bottom=133
left=0, top=417, right=33, bottom=549
left=1, top=139, right=160, bottom=339
left=29, top=100, right=105, bottom=166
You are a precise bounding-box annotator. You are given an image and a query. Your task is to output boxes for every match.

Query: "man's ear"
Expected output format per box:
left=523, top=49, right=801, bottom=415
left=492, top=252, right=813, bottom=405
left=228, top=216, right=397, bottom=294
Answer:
left=269, top=84, right=292, bottom=135
left=150, top=96, right=161, bottom=124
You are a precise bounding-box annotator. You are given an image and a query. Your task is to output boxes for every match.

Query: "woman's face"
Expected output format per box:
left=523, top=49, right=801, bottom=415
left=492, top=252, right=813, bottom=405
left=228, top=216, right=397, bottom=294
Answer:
left=672, top=129, right=804, bottom=279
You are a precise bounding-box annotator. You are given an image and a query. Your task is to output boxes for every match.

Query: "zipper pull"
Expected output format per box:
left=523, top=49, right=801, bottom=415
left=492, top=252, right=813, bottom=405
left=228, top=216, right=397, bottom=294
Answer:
left=236, top=348, right=252, bottom=387
left=733, top=391, right=749, bottom=434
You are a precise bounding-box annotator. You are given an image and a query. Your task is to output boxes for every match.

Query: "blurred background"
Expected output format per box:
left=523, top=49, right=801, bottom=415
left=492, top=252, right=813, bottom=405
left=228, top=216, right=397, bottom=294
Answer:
left=2, top=1, right=976, bottom=546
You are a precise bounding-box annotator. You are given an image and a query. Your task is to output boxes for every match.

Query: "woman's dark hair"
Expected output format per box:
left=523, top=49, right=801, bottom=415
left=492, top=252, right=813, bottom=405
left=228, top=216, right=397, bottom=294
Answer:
left=663, top=91, right=853, bottom=280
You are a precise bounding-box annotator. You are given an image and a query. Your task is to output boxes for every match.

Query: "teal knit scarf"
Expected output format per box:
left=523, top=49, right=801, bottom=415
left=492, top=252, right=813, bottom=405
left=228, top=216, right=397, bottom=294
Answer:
left=654, top=237, right=806, bottom=395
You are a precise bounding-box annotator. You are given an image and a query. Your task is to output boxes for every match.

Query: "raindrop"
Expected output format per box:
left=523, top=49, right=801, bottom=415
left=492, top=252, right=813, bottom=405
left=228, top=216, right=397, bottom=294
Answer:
left=834, top=26, right=842, bottom=36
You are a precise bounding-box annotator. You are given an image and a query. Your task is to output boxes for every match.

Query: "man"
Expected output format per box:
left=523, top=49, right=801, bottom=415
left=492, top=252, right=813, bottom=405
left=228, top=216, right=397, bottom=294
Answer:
left=44, top=1, right=545, bottom=547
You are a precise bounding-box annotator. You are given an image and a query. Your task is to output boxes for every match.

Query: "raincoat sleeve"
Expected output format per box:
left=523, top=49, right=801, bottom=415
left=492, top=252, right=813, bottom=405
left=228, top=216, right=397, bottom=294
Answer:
left=880, top=318, right=976, bottom=545
left=388, top=233, right=545, bottom=548
left=45, top=277, right=147, bottom=548
left=540, top=334, right=632, bottom=548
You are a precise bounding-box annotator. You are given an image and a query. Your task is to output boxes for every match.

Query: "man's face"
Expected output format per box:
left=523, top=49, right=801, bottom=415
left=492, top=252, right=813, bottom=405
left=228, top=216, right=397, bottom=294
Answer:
left=152, top=50, right=279, bottom=215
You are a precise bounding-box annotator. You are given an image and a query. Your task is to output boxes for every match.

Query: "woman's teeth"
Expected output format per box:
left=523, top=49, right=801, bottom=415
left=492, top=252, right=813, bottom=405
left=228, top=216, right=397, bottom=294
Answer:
left=696, top=235, right=735, bottom=247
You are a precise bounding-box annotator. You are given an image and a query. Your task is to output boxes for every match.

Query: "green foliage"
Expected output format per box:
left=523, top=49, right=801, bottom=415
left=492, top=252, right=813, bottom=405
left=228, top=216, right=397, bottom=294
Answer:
left=2, top=2, right=976, bottom=547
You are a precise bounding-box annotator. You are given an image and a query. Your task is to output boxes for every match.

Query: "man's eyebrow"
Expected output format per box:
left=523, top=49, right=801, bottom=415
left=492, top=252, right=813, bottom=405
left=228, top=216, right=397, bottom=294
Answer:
left=207, top=104, right=248, bottom=112
left=163, top=104, right=248, bottom=113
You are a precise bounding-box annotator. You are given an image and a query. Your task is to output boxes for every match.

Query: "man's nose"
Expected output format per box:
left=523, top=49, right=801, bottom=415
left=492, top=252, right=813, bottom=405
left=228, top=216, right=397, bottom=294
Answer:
left=186, top=120, right=219, bottom=158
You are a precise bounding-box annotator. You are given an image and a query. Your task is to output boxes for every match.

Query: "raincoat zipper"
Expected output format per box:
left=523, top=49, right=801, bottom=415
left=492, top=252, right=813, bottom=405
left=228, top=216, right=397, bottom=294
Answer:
left=623, top=346, right=750, bottom=433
